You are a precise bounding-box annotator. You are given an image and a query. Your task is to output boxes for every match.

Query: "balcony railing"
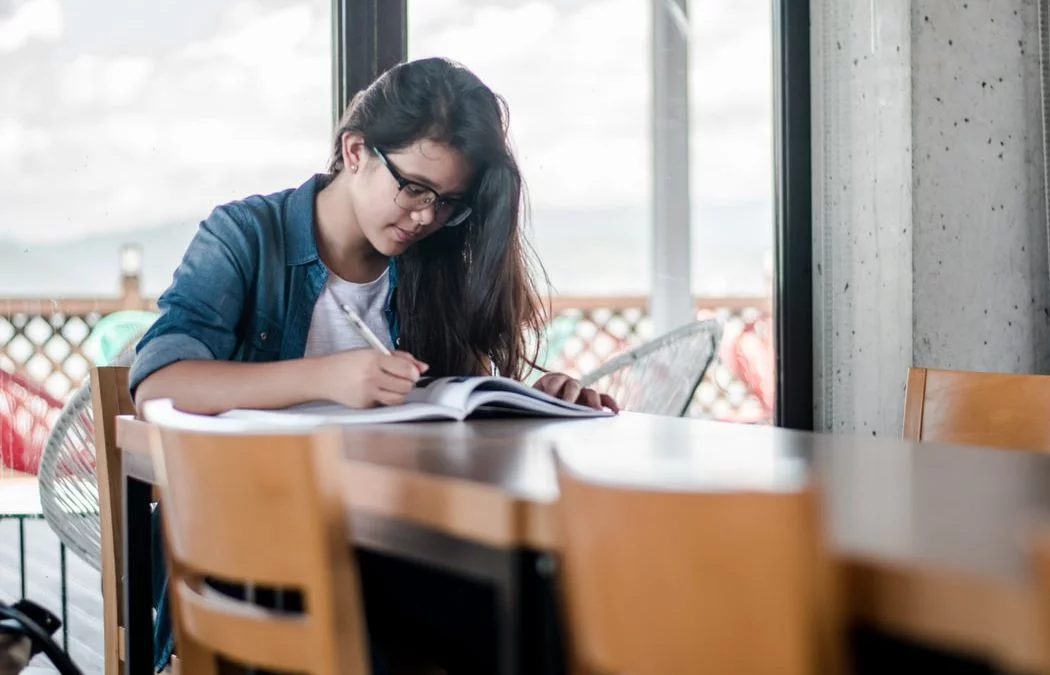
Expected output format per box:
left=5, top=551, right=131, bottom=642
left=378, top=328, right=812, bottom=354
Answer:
left=1, top=292, right=771, bottom=418
left=542, top=295, right=771, bottom=421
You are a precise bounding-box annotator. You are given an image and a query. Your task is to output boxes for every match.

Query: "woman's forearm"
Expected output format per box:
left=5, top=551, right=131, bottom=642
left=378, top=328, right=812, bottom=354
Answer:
left=134, top=358, right=329, bottom=415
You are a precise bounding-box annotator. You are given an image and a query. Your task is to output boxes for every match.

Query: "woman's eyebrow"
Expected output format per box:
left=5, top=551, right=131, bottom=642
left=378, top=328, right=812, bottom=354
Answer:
left=400, top=168, right=467, bottom=199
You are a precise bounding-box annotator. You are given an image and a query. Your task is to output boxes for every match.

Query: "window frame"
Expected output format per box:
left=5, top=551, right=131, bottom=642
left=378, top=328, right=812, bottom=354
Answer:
left=345, top=1, right=814, bottom=429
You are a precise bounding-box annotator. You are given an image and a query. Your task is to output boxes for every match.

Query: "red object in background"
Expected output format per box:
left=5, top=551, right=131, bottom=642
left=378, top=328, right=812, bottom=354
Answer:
left=717, top=314, right=775, bottom=424
left=0, top=370, right=63, bottom=475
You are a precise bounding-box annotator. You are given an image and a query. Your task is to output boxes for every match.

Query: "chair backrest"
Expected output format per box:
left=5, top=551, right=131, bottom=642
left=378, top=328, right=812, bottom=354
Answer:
left=39, top=380, right=100, bottom=569
left=579, top=318, right=723, bottom=417
left=903, top=368, right=1050, bottom=452
left=1029, top=529, right=1050, bottom=671
left=554, top=453, right=838, bottom=675
left=142, top=400, right=369, bottom=675
left=0, top=369, right=63, bottom=476
left=39, top=347, right=142, bottom=573
left=89, top=365, right=135, bottom=675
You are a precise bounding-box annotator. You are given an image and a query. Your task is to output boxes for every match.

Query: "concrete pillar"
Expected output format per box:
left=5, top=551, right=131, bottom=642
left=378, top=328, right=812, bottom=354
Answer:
left=812, top=0, right=914, bottom=436
left=812, top=0, right=1050, bottom=436
left=911, top=0, right=1050, bottom=375
left=651, top=0, right=694, bottom=335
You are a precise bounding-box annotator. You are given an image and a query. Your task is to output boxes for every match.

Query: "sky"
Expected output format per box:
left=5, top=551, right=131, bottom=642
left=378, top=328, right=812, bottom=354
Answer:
left=0, top=0, right=773, bottom=297
left=0, top=0, right=772, bottom=241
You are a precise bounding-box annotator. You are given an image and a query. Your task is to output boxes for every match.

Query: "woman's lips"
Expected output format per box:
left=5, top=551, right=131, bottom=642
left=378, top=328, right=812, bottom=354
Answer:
left=392, top=226, right=417, bottom=243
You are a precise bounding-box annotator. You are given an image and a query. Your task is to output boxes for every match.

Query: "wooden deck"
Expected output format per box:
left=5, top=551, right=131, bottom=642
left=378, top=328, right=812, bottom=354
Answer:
left=0, top=476, right=103, bottom=674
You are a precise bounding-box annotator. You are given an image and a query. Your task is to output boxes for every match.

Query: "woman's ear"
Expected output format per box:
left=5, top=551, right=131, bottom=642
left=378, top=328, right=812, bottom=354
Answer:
left=340, top=133, right=368, bottom=173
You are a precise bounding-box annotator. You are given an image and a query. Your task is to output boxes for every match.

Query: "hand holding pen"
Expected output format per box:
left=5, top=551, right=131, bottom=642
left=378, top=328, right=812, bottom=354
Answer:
left=311, top=305, right=429, bottom=408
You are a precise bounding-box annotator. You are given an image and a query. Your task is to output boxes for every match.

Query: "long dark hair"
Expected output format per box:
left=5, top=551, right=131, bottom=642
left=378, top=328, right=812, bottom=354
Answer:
left=329, top=57, right=548, bottom=379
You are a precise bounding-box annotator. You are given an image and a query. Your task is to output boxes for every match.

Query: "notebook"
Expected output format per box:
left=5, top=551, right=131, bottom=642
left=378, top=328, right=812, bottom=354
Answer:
left=220, top=375, right=614, bottom=426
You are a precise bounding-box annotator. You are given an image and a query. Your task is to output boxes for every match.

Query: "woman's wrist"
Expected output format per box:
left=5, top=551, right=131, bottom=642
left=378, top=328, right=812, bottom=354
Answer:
left=297, top=354, right=335, bottom=402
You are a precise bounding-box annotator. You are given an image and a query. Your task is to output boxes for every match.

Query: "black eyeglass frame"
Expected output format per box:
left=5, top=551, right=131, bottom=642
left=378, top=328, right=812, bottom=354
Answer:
left=370, top=145, right=473, bottom=228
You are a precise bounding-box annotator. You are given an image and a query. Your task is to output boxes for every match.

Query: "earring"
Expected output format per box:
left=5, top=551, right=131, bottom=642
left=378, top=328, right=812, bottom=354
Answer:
left=350, top=165, right=358, bottom=172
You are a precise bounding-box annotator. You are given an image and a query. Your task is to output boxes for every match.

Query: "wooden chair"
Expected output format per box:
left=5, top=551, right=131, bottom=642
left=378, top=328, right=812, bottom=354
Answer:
left=90, top=365, right=135, bottom=675
left=553, top=453, right=841, bottom=675
left=903, top=367, right=1050, bottom=451
left=1030, top=530, right=1050, bottom=674
left=141, top=399, right=370, bottom=674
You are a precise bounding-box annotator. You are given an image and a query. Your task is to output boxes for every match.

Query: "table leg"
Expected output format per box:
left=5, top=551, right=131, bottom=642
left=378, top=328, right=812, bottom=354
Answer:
left=529, top=552, right=567, bottom=675
left=493, top=552, right=522, bottom=675
left=490, top=550, right=570, bottom=675
left=123, top=471, right=154, bottom=675
left=850, top=625, right=996, bottom=674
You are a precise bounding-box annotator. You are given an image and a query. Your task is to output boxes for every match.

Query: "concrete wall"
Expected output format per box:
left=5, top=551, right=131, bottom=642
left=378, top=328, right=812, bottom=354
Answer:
left=911, top=0, right=1050, bottom=375
left=812, top=0, right=1050, bottom=436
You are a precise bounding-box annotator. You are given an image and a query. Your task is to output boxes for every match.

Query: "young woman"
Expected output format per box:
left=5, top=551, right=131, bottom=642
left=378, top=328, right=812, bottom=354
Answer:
left=134, top=56, right=618, bottom=673
left=131, top=56, right=617, bottom=415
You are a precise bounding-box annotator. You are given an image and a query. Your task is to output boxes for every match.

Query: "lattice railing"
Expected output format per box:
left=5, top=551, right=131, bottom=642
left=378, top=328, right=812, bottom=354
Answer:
left=0, top=311, right=102, bottom=401
left=543, top=297, right=773, bottom=424
left=0, top=292, right=773, bottom=421
left=0, top=284, right=150, bottom=399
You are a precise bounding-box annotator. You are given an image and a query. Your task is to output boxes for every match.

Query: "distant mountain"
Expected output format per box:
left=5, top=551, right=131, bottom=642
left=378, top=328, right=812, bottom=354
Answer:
left=0, top=221, right=197, bottom=298
left=529, top=203, right=772, bottom=296
left=0, top=203, right=771, bottom=299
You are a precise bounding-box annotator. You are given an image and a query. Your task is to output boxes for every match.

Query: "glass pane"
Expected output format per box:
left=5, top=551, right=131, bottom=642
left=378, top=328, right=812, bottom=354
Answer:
left=410, top=0, right=652, bottom=399
left=411, top=1, right=650, bottom=298
left=0, top=0, right=331, bottom=662
left=409, top=0, right=775, bottom=422
left=2, top=0, right=332, bottom=304
left=690, top=1, right=775, bottom=423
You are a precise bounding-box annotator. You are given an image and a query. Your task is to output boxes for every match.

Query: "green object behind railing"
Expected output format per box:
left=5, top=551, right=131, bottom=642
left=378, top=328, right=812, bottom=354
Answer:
left=524, top=313, right=579, bottom=384
left=82, top=310, right=157, bottom=365
left=82, top=310, right=576, bottom=375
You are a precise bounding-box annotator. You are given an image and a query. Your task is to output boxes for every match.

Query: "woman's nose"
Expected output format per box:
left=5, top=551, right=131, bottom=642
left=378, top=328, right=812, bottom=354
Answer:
left=413, top=205, right=436, bottom=228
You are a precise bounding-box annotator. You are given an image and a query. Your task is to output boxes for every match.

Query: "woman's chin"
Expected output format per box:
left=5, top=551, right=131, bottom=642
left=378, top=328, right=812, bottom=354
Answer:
left=364, top=230, right=408, bottom=257
left=378, top=240, right=412, bottom=257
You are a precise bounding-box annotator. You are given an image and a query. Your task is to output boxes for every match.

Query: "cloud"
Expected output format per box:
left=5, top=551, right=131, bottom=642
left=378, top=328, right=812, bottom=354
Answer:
left=0, top=0, right=333, bottom=244
left=0, top=0, right=62, bottom=53
left=63, top=55, right=154, bottom=106
left=0, top=117, right=51, bottom=169
left=411, top=0, right=773, bottom=208
left=411, top=0, right=650, bottom=208
left=180, top=2, right=314, bottom=68
left=0, top=0, right=773, bottom=249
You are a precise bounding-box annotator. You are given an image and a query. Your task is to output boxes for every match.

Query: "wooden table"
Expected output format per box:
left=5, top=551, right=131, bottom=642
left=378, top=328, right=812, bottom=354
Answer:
left=116, top=413, right=1050, bottom=674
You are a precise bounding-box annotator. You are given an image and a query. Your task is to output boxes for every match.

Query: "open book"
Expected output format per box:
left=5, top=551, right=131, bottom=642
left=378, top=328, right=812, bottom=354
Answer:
left=220, top=375, right=614, bottom=426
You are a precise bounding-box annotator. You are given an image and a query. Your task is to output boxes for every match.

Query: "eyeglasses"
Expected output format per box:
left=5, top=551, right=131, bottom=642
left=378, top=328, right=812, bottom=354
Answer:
left=371, top=146, right=473, bottom=228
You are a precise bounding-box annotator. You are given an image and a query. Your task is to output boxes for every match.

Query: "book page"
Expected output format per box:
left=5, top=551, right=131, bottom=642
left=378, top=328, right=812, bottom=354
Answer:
left=220, top=376, right=613, bottom=426
left=404, top=376, right=481, bottom=410
left=409, top=375, right=613, bottom=417
left=468, top=391, right=614, bottom=418
left=221, top=400, right=463, bottom=426
left=461, top=376, right=609, bottom=412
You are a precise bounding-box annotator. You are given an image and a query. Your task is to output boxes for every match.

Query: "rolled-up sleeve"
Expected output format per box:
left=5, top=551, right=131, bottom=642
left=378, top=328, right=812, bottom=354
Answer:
left=129, top=205, right=256, bottom=396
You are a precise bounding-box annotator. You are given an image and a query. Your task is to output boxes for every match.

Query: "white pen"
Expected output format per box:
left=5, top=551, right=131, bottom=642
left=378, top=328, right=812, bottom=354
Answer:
left=339, top=304, right=393, bottom=356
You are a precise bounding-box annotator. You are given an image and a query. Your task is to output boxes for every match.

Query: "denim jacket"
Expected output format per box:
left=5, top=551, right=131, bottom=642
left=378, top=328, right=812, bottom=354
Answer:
left=130, top=174, right=400, bottom=669
left=131, top=173, right=399, bottom=396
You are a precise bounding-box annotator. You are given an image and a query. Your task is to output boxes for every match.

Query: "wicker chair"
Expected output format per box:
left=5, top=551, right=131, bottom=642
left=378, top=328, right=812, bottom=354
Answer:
left=579, top=318, right=723, bottom=417
left=37, top=344, right=140, bottom=571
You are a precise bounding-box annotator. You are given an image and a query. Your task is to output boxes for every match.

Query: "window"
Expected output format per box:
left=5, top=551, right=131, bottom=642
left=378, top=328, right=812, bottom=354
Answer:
left=0, top=0, right=333, bottom=397
left=409, top=0, right=775, bottom=422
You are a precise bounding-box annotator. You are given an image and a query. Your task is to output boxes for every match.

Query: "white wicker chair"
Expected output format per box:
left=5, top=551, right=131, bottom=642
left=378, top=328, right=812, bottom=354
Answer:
left=37, top=348, right=138, bottom=571
left=579, top=318, right=723, bottom=417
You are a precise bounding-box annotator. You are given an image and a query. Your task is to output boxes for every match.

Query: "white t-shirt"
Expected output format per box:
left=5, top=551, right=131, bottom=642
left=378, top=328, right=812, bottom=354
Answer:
left=304, top=269, right=393, bottom=357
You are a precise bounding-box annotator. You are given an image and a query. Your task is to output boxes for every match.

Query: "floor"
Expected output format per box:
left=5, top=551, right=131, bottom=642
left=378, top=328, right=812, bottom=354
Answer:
left=0, top=476, right=103, bottom=674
